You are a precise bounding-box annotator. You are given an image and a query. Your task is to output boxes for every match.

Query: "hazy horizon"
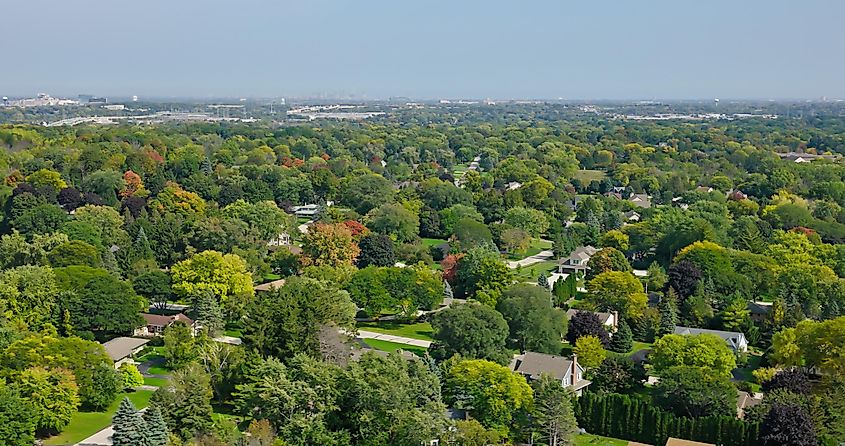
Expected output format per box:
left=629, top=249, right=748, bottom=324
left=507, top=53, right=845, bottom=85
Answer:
left=3, top=0, right=844, bottom=100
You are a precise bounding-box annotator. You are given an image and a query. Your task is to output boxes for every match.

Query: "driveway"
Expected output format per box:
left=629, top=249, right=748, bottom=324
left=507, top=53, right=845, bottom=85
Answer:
left=507, top=249, right=554, bottom=269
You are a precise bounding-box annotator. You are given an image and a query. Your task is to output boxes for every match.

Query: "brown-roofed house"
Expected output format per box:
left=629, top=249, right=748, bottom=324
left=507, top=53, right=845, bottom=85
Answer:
left=665, top=438, right=714, bottom=446
left=134, top=312, right=196, bottom=337
left=736, top=390, right=763, bottom=419
left=510, top=351, right=591, bottom=395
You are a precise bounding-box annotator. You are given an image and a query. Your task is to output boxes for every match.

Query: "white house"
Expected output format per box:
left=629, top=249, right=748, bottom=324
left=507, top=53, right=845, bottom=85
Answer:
left=565, top=309, right=619, bottom=332
left=510, top=351, right=591, bottom=395
left=558, top=246, right=598, bottom=275
left=673, top=326, right=748, bottom=353
left=291, top=204, right=320, bottom=218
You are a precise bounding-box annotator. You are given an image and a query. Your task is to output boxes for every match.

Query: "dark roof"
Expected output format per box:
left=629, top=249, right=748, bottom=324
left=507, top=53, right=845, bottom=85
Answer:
left=140, top=312, right=194, bottom=327
left=511, top=351, right=576, bottom=381
left=747, top=301, right=771, bottom=315
left=102, top=337, right=149, bottom=361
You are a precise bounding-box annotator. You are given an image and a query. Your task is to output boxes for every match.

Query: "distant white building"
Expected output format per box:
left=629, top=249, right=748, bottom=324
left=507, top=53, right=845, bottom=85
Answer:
left=673, top=326, right=748, bottom=353
left=292, top=204, right=320, bottom=218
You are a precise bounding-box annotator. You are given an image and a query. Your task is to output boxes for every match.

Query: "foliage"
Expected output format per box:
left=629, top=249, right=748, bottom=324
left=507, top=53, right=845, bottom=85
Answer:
left=356, top=234, right=396, bottom=268
left=653, top=366, right=737, bottom=418
left=497, top=284, right=567, bottom=354
left=585, top=247, right=631, bottom=279
left=150, top=363, right=214, bottom=439
left=112, top=397, right=149, bottom=446
left=14, top=366, right=80, bottom=434
left=300, top=222, right=360, bottom=268
left=163, top=322, right=198, bottom=369
left=608, top=320, right=633, bottom=353
left=368, top=203, right=419, bottom=243
left=760, top=404, right=817, bottom=446
left=0, top=383, right=37, bottom=446
left=588, top=356, right=645, bottom=394
left=118, top=363, right=145, bottom=389
left=455, top=246, right=513, bottom=306
left=649, top=333, right=737, bottom=377
left=531, top=374, right=578, bottom=446
left=565, top=311, right=610, bottom=346
left=430, top=302, right=510, bottom=364
left=0, top=265, right=60, bottom=330
left=586, top=271, right=646, bottom=319
left=573, top=335, right=607, bottom=369
left=171, top=250, right=254, bottom=316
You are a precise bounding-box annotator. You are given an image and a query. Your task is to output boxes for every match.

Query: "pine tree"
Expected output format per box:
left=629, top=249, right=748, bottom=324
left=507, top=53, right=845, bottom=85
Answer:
left=658, top=289, right=679, bottom=335
left=112, top=398, right=148, bottom=446
left=538, top=272, right=550, bottom=290
left=608, top=320, right=633, bottom=353
left=443, top=280, right=454, bottom=301
left=133, top=227, right=155, bottom=262
left=201, top=156, right=213, bottom=175
left=193, top=290, right=223, bottom=337
left=143, top=406, right=168, bottom=446
left=102, top=248, right=120, bottom=275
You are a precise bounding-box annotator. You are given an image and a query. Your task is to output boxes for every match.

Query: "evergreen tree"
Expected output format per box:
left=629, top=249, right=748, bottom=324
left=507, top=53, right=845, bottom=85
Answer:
left=133, top=227, right=155, bottom=260
left=608, top=320, right=633, bottom=353
left=192, top=289, right=223, bottom=337
left=103, top=248, right=120, bottom=275
left=112, top=398, right=148, bottom=446
left=143, top=406, right=169, bottom=446
left=443, top=280, right=454, bottom=301
left=538, top=272, right=550, bottom=290
left=659, top=289, right=679, bottom=335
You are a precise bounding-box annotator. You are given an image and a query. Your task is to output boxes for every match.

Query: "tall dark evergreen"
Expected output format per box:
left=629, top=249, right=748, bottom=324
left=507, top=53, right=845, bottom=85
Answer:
left=537, top=272, right=550, bottom=290
left=608, top=320, right=633, bottom=353
left=142, top=406, right=168, bottom=446
left=112, top=398, right=149, bottom=446
left=658, top=289, right=679, bottom=335
left=192, top=289, right=224, bottom=336
left=356, top=233, right=396, bottom=268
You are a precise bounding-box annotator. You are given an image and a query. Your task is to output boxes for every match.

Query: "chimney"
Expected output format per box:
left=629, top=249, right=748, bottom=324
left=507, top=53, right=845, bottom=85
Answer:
left=612, top=311, right=619, bottom=331
left=571, top=354, right=578, bottom=383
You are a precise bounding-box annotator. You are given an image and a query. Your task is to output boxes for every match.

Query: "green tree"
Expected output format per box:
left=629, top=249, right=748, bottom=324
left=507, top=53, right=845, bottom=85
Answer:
left=0, top=383, right=36, bottom=446
left=608, top=320, right=633, bottom=353
left=192, top=289, right=224, bottom=337
left=0, top=265, right=60, bottom=330
left=586, top=247, right=631, bottom=279
left=133, top=270, right=172, bottom=310
left=456, top=247, right=514, bottom=306
left=589, top=356, right=645, bottom=394
left=504, top=206, right=550, bottom=237
left=532, top=374, right=578, bottom=446
left=143, top=406, right=169, bottom=446
left=440, top=204, right=483, bottom=236
left=163, top=322, right=197, bottom=369
left=650, top=334, right=737, bottom=377
left=658, top=290, right=679, bottom=335
left=430, top=302, right=510, bottom=364
left=444, top=359, right=533, bottom=434
left=342, top=173, right=394, bottom=214
left=112, top=397, right=149, bottom=446
left=73, top=205, right=130, bottom=247
left=368, top=203, right=420, bottom=243
left=654, top=366, right=737, bottom=418
left=586, top=271, right=647, bottom=319
left=171, top=250, right=254, bottom=317
left=573, top=335, right=606, bottom=368
left=242, top=276, right=356, bottom=359
left=47, top=240, right=102, bottom=267
left=15, top=367, right=80, bottom=434
left=150, top=363, right=214, bottom=439
left=59, top=270, right=145, bottom=339
left=357, top=233, right=396, bottom=268
left=118, top=363, right=144, bottom=389
left=497, top=284, right=566, bottom=354
left=300, top=222, right=360, bottom=268
left=598, top=230, right=630, bottom=251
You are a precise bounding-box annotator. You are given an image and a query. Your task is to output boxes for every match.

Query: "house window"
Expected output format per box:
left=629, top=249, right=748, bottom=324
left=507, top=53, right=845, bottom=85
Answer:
left=564, top=376, right=570, bottom=386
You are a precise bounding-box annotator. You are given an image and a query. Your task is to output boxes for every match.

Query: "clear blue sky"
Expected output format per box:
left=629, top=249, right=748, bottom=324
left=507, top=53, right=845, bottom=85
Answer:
left=3, top=0, right=843, bottom=99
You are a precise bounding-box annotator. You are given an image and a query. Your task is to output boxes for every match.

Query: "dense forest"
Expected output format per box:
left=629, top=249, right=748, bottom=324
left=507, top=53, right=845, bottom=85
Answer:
left=0, top=103, right=843, bottom=446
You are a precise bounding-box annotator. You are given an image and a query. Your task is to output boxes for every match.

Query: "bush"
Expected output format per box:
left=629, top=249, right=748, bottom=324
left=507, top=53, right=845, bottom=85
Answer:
left=119, top=363, right=145, bottom=388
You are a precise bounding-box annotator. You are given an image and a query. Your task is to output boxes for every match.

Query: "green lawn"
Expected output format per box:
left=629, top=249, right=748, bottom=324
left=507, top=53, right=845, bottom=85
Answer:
left=363, top=339, right=428, bottom=357
left=572, top=169, right=607, bottom=183
left=574, top=433, right=628, bottom=445
left=357, top=321, right=434, bottom=341
left=506, top=238, right=553, bottom=260
left=44, top=390, right=155, bottom=445
left=513, top=260, right=558, bottom=281
left=629, top=341, right=653, bottom=355
left=733, top=354, right=763, bottom=392
left=143, top=376, right=169, bottom=387
left=422, top=237, right=448, bottom=247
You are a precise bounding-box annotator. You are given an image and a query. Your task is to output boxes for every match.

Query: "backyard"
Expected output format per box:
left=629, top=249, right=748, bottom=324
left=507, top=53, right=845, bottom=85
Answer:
left=363, top=338, right=428, bottom=357
left=44, top=390, right=155, bottom=445
left=513, top=260, right=558, bottom=282
left=574, top=433, right=628, bottom=445
left=505, top=238, right=553, bottom=261
left=357, top=320, right=434, bottom=341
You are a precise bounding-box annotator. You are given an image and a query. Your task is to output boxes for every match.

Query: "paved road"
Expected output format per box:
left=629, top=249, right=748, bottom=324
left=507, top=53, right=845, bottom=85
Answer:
left=507, top=249, right=555, bottom=269
left=357, top=330, right=432, bottom=348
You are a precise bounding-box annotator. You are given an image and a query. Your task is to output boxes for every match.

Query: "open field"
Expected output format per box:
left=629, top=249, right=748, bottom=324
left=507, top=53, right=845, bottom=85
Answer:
left=363, top=339, right=428, bottom=357
left=574, top=433, right=628, bottom=445
left=572, top=169, right=607, bottom=183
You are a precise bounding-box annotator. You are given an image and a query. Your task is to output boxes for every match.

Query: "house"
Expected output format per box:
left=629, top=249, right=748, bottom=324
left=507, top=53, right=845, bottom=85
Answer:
left=736, top=390, right=763, bottom=419
left=747, top=301, right=771, bottom=323
left=623, top=210, right=641, bottom=222
left=291, top=204, right=320, bottom=218
left=566, top=309, right=619, bottom=332
left=267, top=232, right=291, bottom=247
left=673, top=326, right=748, bottom=353
left=558, top=245, right=598, bottom=275
left=629, top=193, right=651, bottom=209
left=102, top=337, right=149, bottom=368
left=727, top=190, right=748, bottom=201
left=254, top=278, right=286, bottom=292
left=510, top=351, right=591, bottom=395
left=695, top=186, right=715, bottom=193
left=505, top=181, right=522, bottom=191
left=134, top=313, right=196, bottom=337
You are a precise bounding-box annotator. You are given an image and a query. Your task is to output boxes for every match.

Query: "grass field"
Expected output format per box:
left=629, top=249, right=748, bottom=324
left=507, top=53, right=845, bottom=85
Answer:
left=143, top=376, right=169, bottom=387
left=357, top=320, right=434, bottom=341
left=572, top=169, right=607, bottom=183
left=506, top=238, right=553, bottom=260
left=574, top=433, right=628, bottom=446
left=513, top=260, right=558, bottom=281
left=363, top=339, right=428, bottom=357
left=733, top=354, right=763, bottom=392
left=44, top=390, right=155, bottom=445
left=421, top=237, right=448, bottom=247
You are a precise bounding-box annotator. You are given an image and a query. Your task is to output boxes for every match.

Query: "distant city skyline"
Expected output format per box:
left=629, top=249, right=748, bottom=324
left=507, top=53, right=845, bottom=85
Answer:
left=3, top=0, right=844, bottom=100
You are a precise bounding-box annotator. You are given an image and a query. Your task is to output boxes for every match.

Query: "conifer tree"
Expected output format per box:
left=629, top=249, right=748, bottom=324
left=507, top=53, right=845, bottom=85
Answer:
left=658, top=289, right=679, bottom=335
left=112, top=398, right=148, bottom=446
left=538, top=272, right=550, bottom=290
left=133, top=227, right=155, bottom=262
left=193, top=289, right=223, bottom=336
left=443, top=280, right=454, bottom=301
left=103, top=248, right=120, bottom=274
left=143, top=406, right=169, bottom=446
left=608, top=320, right=633, bottom=353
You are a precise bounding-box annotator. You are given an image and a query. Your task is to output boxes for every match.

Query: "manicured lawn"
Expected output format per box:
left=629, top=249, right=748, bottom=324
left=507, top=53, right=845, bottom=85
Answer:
left=143, top=376, right=169, bottom=387
left=506, top=238, right=553, bottom=260
left=513, top=260, right=558, bottom=281
left=574, top=433, right=628, bottom=445
left=224, top=322, right=244, bottom=338
left=44, top=390, right=155, bottom=445
left=422, top=237, right=448, bottom=247
left=363, top=339, right=428, bottom=357
left=572, top=169, right=607, bottom=183
left=733, top=353, right=763, bottom=392
left=147, top=363, right=171, bottom=375
left=629, top=341, right=653, bottom=355
left=357, top=321, right=434, bottom=341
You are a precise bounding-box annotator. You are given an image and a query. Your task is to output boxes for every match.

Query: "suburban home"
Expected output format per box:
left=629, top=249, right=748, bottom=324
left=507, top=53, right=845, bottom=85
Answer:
left=623, top=210, right=641, bottom=222
left=566, top=309, right=619, bottom=332
left=134, top=313, right=197, bottom=337
left=509, top=351, right=591, bottom=395
left=629, top=193, right=651, bottom=209
left=747, top=301, right=771, bottom=323
left=736, top=390, right=763, bottom=419
left=291, top=203, right=320, bottom=218
left=695, top=185, right=715, bottom=193
left=505, top=181, right=522, bottom=191
left=267, top=232, right=291, bottom=247
left=558, top=245, right=598, bottom=275
left=102, top=337, right=149, bottom=368
left=254, top=278, right=287, bottom=292
left=673, top=326, right=748, bottom=353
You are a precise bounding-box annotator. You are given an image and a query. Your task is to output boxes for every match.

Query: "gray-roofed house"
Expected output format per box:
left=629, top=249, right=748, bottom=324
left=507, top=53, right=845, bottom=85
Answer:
left=102, top=337, right=149, bottom=368
left=254, top=279, right=287, bottom=292
left=565, top=309, right=619, bottom=332
left=510, top=351, right=591, bottom=395
left=747, top=301, right=771, bottom=323
left=673, top=326, right=748, bottom=353
left=558, top=245, right=598, bottom=275
left=629, top=194, right=652, bottom=209
left=623, top=210, right=641, bottom=222
left=736, top=390, right=763, bottom=419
